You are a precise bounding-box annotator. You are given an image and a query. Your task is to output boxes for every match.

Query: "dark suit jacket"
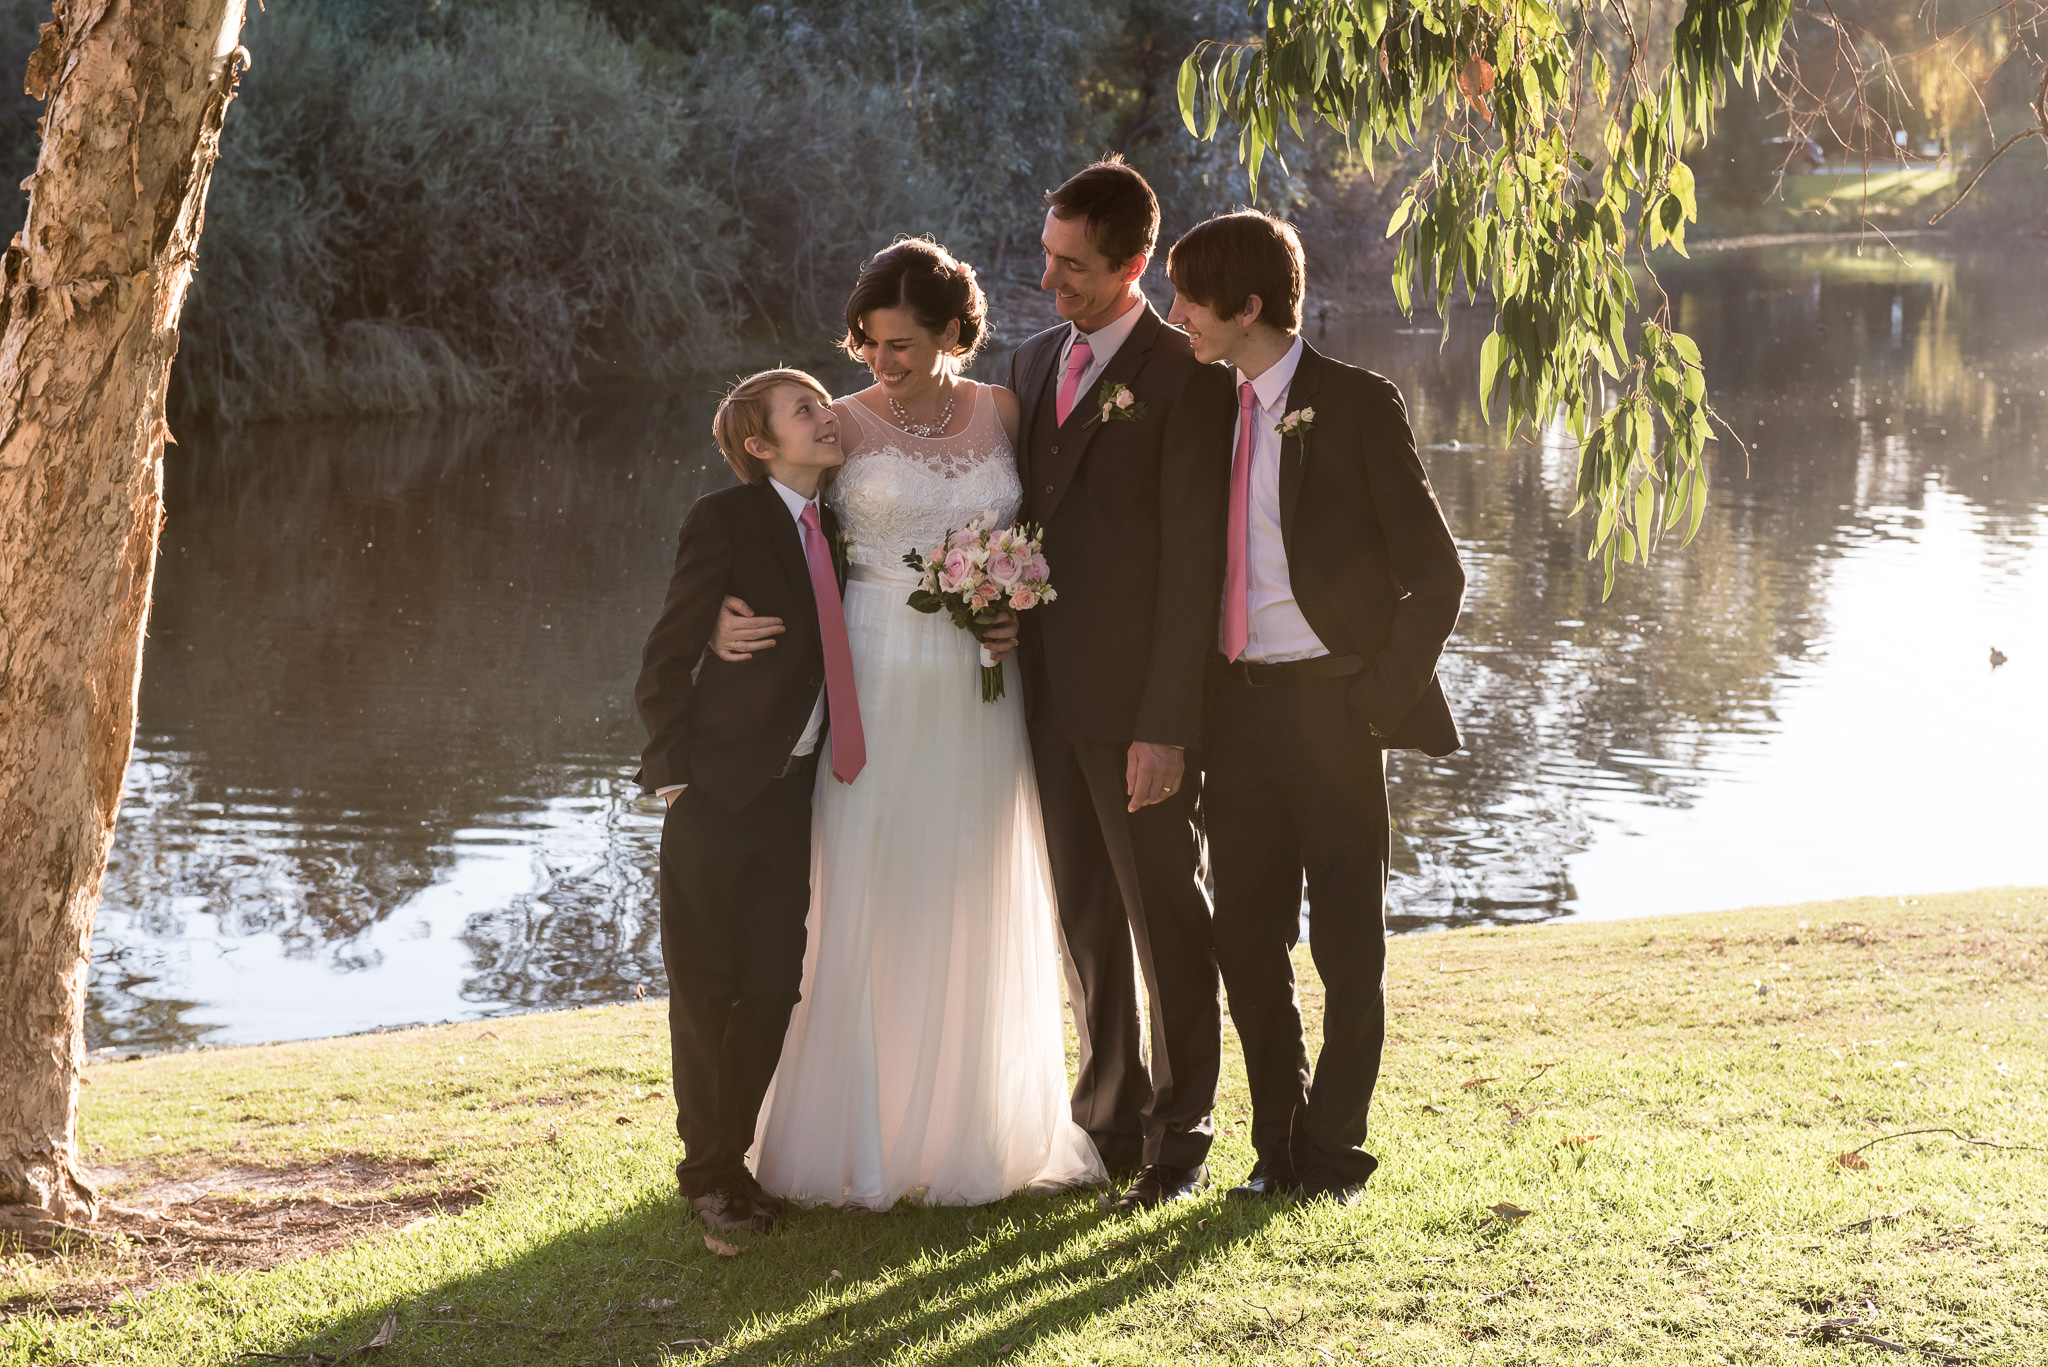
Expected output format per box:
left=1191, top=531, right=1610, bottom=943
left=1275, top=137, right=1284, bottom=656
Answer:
left=634, top=480, right=838, bottom=810
left=1008, top=303, right=1235, bottom=749
left=1262, top=341, right=1465, bottom=755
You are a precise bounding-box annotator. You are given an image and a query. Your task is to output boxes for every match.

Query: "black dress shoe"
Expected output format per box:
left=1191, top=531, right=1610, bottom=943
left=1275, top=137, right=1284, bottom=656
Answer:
left=1226, top=1157, right=1298, bottom=1201
left=1296, top=1158, right=1375, bottom=1207
left=1111, top=1162, right=1208, bottom=1213
left=690, top=1181, right=775, bottom=1232
left=1297, top=1178, right=1367, bottom=1206
left=733, top=1169, right=787, bottom=1219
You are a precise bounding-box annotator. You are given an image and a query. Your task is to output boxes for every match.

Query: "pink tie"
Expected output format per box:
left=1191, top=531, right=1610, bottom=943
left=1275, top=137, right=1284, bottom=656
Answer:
left=799, top=505, right=865, bottom=784
left=1221, top=381, right=1257, bottom=663
left=1055, top=336, right=1094, bottom=426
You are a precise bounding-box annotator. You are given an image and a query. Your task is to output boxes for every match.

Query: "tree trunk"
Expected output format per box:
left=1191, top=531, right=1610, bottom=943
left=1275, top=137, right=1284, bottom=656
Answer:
left=0, top=0, right=246, bottom=1223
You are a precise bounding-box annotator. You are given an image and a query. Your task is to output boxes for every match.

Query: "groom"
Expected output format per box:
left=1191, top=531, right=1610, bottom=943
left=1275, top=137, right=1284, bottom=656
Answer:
left=1009, top=157, right=1236, bottom=1210
left=1165, top=211, right=1465, bottom=1204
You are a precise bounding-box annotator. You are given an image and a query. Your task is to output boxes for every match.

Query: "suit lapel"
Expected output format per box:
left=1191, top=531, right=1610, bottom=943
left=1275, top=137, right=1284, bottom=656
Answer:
left=1278, top=340, right=1322, bottom=553
left=756, top=480, right=818, bottom=610
left=1041, top=304, right=1163, bottom=520
left=1016, top=330, right=1065, bottom=488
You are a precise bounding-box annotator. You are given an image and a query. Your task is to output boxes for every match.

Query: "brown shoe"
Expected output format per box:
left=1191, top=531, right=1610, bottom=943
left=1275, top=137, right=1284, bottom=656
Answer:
left=690, top=1181, right=775, bottom=1232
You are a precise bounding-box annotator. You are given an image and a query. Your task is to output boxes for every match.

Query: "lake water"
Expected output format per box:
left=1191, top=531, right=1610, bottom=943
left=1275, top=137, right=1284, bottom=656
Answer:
left=90, top=241, right=2048, bottom=1051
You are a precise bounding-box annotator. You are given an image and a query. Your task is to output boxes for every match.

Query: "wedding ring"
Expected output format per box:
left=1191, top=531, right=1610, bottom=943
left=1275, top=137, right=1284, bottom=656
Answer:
left=1163, top=786, right=1173, bottom=794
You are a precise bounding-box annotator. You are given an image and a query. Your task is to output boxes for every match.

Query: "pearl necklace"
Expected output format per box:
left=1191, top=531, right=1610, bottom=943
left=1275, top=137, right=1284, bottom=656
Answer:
left=887, top=387, right=957, bottom=438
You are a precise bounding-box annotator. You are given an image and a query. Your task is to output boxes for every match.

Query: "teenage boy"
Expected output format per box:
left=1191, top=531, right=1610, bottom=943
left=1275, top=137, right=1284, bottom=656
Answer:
left=1165, top=211, right=1466, bottom=1204
left=634, top=369, right=861, bottom=1233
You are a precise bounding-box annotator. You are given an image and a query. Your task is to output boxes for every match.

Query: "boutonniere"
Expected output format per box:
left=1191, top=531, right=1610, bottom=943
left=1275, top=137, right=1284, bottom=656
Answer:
left=831, top=530, right=856, bottom=574
left=1275, top=407, right=1315, bottom=438
left=1087, top=380, right=1147, bottom=426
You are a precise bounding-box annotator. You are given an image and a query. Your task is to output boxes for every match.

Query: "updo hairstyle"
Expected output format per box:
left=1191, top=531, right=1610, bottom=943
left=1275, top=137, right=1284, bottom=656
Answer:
left=841, top=236, right=988, bottom=364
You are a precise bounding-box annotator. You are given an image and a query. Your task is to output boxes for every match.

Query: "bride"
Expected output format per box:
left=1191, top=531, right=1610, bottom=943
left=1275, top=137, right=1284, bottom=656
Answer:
left=745, top=237, right=1103, bottom=1206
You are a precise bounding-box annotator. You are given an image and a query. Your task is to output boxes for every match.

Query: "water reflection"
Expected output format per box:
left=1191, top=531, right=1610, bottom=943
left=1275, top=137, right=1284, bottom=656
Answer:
left=1334, top=241, right=2048, bottom=930
left=92, top=243, right=2048, bottom=1048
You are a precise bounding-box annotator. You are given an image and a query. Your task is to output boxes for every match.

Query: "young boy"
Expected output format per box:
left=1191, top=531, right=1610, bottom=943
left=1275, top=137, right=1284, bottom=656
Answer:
left=1165, top=212, right=1466, bottom=1205
left=634, top=368, right=861, bottom=1232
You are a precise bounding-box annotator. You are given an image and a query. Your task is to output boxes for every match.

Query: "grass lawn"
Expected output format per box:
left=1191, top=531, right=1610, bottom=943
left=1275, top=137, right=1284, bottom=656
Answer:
left=4, top=887, right=2045, bottom=1366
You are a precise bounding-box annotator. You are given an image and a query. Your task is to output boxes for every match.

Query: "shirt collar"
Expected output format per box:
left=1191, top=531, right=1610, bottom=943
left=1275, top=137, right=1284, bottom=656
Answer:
left=1069, top=293, right=1147, bottom=358
left=767, top=476, right=816, bottom=522
left=1238, top=334, right=1305, bottom=416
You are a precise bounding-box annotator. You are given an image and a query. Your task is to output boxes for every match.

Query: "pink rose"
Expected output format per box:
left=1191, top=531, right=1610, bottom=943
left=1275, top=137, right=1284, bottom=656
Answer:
left=947, top=527, right=980, bottom=553
left=986, top=550, right=1025, bottom=587
left=1024, top=554, right=1050, bottom=583
left=940, top=547, right=975, bottom=593
left=1009, top=584, right=1040, bottom=611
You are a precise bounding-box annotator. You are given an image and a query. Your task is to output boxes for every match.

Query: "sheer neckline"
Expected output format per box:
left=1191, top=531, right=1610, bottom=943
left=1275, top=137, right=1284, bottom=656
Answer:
left=842, top=381, right=985, bottom=444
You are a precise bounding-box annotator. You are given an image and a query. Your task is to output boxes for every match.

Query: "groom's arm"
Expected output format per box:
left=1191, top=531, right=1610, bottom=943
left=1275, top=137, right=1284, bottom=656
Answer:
left=634, top=498, right=735, bottom=792
left=1131, top=362, right=1235, bottom=754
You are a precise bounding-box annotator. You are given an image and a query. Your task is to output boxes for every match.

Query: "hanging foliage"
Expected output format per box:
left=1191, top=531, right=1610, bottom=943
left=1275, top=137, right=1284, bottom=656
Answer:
left=1180, top=0, right=1794, bottom=594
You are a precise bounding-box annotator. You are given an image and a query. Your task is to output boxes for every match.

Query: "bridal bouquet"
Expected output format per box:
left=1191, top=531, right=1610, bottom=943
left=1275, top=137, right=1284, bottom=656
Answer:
left=903, top=515, right=1056, bottom=703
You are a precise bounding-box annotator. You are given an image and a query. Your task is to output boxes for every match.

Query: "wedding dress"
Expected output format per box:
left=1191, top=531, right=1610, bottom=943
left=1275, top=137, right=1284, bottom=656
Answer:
left=751, top=382, right=1104, bottom=1207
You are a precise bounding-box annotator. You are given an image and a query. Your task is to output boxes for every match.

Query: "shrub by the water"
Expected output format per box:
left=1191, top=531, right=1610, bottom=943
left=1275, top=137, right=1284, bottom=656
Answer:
left=4, top=0, right=2045, bottom=423
left=173, top=1, right=751, bottom=420
left=0, top=0, right=1328, bottom=423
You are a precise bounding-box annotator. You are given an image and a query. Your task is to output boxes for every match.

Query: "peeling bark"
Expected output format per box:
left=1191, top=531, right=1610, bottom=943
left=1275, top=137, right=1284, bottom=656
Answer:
left=0, top=0, right=247, bottom=1221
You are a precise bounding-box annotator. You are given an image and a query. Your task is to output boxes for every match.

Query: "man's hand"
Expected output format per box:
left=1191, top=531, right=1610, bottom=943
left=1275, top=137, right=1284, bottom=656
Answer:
left=711, top=595, right=784, bottom=661
left=981, top=608, right=1020, bottom=664
left=1125, top=741, right=1186, bottom=813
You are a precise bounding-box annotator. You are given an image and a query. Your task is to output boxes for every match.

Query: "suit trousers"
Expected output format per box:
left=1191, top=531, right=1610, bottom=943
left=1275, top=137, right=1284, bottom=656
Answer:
left=1028, top=711, right=1219, bottom=1171
left=1204, top=663, right=1389, bottom=1187
left=660, top=754, right=817, bottom=1198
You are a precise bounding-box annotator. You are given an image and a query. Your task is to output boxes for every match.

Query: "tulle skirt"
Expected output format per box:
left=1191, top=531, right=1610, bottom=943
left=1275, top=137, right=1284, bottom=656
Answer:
left=751, top=563, right=1104, bottom=1207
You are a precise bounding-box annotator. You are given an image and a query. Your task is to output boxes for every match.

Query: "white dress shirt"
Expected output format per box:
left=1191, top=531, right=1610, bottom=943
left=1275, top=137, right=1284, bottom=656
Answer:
left=1221, top=334, right=1329, bottom=664
left=1055, top=294, right=1147, bottom=410
left=656, top=477, right=825, bottom=798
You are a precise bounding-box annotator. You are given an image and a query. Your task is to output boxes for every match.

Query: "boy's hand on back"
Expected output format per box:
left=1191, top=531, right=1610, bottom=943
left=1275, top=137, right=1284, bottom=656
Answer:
left=713, top=596, right=785, bottom=661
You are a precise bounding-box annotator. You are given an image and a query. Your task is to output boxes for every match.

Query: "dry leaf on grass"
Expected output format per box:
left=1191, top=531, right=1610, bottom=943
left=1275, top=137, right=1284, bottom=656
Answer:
left=1461, top=1077, right=1498, bottom=1089
left=704, top=1234, right=744, bottom=1256
left=1420, top=1103, right=1449, bottom=1115
left=1559, top=1134, right=1603, bottom=1147
left=1834, top=1151, right=1870, bottom=1170
left=1481, top=1201, right=1534, bottom=1225
left=615, top=1115, right=633, bottom=1125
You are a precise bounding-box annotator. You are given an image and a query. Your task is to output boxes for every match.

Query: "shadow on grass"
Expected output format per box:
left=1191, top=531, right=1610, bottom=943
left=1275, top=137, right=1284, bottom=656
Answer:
left=256, top=1182, right=1287, bottom=1366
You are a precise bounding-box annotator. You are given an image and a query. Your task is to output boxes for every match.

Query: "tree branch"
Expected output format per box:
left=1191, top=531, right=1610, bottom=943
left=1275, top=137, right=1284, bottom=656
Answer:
left=1927, top=67, right=2048, bottom=223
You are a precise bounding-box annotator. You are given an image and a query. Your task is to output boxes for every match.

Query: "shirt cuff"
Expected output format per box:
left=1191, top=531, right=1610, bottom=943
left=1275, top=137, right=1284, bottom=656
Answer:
left=655, top=784, right=686, bottom=797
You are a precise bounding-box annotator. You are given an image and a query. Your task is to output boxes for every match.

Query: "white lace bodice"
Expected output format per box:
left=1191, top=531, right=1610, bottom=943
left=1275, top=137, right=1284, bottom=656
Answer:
left=827, top=385, right=1022, bottom=572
